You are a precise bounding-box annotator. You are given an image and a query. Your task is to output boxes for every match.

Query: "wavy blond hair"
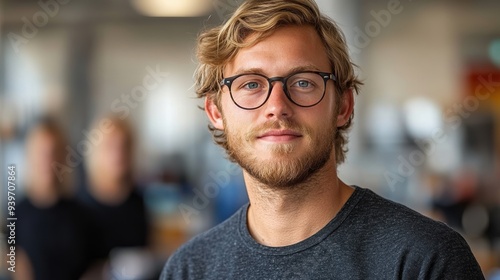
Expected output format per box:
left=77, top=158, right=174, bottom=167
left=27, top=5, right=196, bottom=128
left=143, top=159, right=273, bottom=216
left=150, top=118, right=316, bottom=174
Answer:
left=195, top=0, right=362, bottom=165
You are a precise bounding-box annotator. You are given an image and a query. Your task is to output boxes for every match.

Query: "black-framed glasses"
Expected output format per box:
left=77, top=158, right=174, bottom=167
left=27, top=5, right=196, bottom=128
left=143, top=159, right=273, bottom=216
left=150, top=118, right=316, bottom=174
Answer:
left=220, top=71, right=337, bottom=110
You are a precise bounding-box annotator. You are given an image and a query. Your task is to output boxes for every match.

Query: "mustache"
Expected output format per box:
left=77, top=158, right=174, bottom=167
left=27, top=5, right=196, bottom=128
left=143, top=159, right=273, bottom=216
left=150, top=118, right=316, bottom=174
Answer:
left=244, top=119, right=310, bottom=141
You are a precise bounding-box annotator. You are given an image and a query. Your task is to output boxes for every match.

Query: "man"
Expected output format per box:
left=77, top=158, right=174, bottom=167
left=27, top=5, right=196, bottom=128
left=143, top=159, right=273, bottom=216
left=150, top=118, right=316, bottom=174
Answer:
left=161, top=0, right=484, bottom=279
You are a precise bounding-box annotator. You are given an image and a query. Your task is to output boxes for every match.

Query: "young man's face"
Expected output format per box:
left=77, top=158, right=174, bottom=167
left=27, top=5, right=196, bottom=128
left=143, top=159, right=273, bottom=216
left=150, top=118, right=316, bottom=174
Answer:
left=206, top=25, right=352, bottom=188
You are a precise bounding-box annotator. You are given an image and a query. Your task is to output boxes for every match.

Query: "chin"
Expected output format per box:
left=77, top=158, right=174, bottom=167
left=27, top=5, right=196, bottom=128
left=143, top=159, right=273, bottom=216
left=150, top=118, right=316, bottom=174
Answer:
left=256, top=142, right=300, bottom=155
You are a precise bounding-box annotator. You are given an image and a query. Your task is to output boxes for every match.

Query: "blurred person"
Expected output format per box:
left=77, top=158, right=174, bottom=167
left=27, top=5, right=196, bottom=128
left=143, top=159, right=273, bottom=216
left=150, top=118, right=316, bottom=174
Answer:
left=431, top=169, right=479, bottom=231
left=16, top=118, right=92, bottom=280
left=79, top=116, right=149, bottom=264
left=161, top=0, right=484, bottom=279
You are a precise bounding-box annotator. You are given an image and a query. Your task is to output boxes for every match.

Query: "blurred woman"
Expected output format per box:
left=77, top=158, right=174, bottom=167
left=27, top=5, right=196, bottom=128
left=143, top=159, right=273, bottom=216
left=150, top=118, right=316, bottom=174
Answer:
left=17, top=118, right=92, bottom=280
left=80, top=116, right=149, bottom=262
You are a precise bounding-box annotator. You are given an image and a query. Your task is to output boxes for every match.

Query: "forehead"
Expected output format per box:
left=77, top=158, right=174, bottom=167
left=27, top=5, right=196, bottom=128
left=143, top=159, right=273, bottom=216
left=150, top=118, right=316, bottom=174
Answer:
left=224, top=25, right=331, bottom=77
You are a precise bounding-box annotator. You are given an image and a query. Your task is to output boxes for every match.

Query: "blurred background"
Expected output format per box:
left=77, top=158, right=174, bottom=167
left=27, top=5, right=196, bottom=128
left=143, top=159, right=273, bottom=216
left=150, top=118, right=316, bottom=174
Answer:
left=0, top=0, right=499, bottom=279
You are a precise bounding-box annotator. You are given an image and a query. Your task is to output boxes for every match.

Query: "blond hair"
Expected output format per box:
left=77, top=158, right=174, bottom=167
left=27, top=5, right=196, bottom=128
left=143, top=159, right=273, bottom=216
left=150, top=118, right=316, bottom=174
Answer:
left=195, top=0, right=362, bottom=164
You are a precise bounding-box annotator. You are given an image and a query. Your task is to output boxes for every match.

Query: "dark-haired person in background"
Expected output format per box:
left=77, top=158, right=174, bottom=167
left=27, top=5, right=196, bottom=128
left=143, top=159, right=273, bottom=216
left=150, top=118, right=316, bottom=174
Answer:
left=79, top=117, right=149, bottom=272
left=161, top=0, right=484, bottom=279
left=17, top=119, right=92, bottom=280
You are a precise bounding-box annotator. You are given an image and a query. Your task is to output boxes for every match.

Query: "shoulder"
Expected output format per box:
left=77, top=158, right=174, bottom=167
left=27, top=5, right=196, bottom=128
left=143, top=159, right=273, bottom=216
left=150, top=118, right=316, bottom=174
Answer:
left=356, top=187, right=457, bottom=236
left=160, top=206, right=244, bottom=279
left=128, top=187, right=145, bottom=201
left=17, top=197, right=33, bottom=213
left=354, top=187, right=484, bottom=278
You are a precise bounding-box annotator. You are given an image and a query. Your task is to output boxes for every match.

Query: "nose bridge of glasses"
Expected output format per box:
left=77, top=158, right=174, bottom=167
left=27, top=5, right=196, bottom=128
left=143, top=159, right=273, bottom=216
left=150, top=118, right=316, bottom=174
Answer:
left=267, top=76, right=287, bottom=93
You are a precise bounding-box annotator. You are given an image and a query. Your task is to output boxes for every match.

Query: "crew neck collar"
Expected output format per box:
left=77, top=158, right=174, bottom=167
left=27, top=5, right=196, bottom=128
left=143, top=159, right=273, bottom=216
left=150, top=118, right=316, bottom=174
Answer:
left=237, top=186, right=366, bottom=256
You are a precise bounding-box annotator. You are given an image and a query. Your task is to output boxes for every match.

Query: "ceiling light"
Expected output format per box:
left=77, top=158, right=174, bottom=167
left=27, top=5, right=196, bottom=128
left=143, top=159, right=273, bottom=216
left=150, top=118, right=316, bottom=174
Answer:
left=131, top=0, right=214, bottom=17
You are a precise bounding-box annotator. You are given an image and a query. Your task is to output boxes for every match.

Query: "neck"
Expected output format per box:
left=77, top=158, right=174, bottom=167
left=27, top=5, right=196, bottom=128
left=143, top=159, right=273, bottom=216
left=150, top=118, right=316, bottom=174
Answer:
left=244, top=158, right=354, bottom=247
left=26, top=181, right=60, bottom=208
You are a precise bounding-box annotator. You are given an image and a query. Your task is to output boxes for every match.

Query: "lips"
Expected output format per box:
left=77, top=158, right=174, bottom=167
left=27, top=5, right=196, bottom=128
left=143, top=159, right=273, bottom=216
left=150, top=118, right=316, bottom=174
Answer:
left=257, top=129, right=302, bottom=142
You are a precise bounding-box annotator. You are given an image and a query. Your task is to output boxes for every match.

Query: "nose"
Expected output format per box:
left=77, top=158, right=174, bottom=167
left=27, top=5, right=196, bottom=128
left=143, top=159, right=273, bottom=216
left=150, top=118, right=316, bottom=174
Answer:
left=263, top=82, right=293, bottom=119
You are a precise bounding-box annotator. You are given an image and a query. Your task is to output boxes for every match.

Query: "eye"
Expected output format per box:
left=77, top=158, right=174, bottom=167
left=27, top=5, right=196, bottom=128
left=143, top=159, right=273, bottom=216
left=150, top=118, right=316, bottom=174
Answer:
left=297, top=80, right=311, bottom=88
left=243, top=82, right=260, bottom=89
left=233, top=75, right=268, bottom=93
left=291, top=79, right=315, bottom=89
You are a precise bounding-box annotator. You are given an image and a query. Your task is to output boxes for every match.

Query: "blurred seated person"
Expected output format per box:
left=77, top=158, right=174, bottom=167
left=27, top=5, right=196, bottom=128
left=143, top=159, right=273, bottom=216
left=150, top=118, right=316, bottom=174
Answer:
left=79, top=116, right=149, bottom=262
left=16, top=118, right=92, bottom=280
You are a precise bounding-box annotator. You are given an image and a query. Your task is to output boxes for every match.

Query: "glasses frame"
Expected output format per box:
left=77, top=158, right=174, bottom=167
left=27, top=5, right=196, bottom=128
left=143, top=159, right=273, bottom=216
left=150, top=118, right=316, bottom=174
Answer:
left=220, top=71, right=337, bottom=110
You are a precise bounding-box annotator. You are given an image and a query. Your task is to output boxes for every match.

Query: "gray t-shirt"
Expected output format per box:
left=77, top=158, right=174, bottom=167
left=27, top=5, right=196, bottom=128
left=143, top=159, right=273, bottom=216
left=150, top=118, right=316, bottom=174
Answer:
left=160, top=187, right=484, bottom=279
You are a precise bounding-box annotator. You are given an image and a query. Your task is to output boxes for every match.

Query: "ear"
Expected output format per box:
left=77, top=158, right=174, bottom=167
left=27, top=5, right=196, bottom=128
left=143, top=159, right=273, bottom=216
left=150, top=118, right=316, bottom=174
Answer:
left=205, top=96, right=225, bottom=130
left=336, top=89, right=354, bottom=127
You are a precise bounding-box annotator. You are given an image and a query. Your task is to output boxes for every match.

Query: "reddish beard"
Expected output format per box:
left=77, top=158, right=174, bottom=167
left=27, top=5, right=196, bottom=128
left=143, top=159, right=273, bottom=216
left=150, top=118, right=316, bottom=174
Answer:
left=225, top=118, right=336, bottom=188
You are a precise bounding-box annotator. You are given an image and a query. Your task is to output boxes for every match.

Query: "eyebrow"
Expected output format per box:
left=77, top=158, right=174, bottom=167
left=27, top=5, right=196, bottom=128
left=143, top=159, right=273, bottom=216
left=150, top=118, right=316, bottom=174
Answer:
left=232, top=64, right=322, bottom=77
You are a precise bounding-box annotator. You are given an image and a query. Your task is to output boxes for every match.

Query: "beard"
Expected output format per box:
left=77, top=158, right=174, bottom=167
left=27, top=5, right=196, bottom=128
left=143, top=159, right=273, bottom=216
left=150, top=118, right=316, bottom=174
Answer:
left=225, top=117, right=336, bottom=189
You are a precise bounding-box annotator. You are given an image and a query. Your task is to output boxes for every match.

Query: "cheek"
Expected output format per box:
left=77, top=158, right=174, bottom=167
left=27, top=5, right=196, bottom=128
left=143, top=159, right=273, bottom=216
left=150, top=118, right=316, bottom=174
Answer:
left=221, top=96, right=243, bottom=129
left=222, top=112, right=240, bottom=138
left=222, top=110, right=253, bottom=144
left=303, top=96, right=336, bottom=126
left=325, top=89, right=338, bottom=115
